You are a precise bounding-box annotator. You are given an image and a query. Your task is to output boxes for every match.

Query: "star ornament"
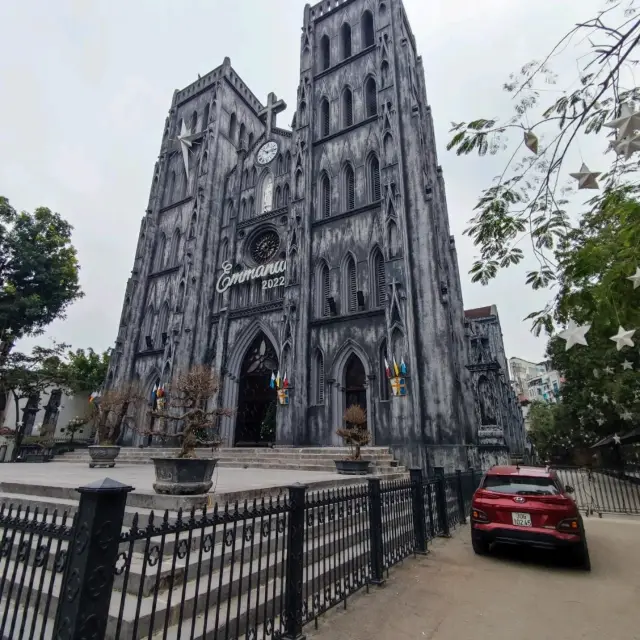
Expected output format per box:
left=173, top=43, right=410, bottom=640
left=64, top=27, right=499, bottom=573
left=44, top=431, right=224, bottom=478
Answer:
left=614, top=133, right=640, bottom=160
left=610, top=325, right=636, bottom=351
left=558, top=320, right=591, bottom=350
left=628, top=267, right=640, bottom=289
left=604, top=103, right=640, bottom=141
left=613, top=434, right=622, bottom=444
left=176, top=120, right=203, bottom=176
left=569, top=163, right=601, bottom=190
left=622, top=360, right=634, bottom=371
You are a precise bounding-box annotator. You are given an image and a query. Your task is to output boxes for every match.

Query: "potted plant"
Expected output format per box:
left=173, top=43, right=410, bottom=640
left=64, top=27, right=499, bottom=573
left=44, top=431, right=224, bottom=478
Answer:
left=146, top=366, right=231, bottom=495
left=89, top=382, right=143, bottom=468
left=334, top=405, right=371, bottom=475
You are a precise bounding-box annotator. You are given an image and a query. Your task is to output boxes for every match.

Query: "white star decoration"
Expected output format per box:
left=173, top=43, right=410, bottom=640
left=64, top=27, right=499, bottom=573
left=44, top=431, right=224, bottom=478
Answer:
left=597, top=417, right=605, bottom=426
left=621, top=410, right=633, bottom=421
left=610, top=326, right=636, bottom=351
left=604, top=103, right=640, bottom=141
left=558, top=320, right=591, bottom=350
left=603, top=366, right=614, bottom=375
left=615, top=134, right=640, bottom=160
left=622, top=360, right=634, bottom=370
left=613, top=434, right=622, bottom=444
left=176, top=120, right=203, bottom=176
left=628, top=267, right=640, bottom=289
left=569, top=163, right=601, bottom=189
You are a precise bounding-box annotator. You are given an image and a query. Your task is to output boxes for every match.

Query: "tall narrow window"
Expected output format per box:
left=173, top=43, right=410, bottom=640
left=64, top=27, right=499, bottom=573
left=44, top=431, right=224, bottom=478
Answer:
left=202, top=103, right=210, bottom=129
left=229, top=113, right=237, bottom=141
left=285, top=152, right=291, bottom=173
left=379, top=340, right=390, bottom=401
left=275, top=186, right=282, bottom=207
left=278, top=154, right=284, bottom=175
left=167, top=171, right=176, bottom=206
left=321, top=263, right=331, bottom=316
left=320, top=98, right=330, bottom=137
left=242, top=169, right=248, bottom=189
left=176, top=282, right=186, bottom=312
left=320, top=34, right=330, bottom=71
left=220, top=238, right=229, bottom=264
left=342, top=88, right=353, bottom=128
left=239, top=123, right=246, bottom=146
left=388, top=220, right=400, bottom=257
left=248, top=196, right=255, bottom=217
left=320, top=173, right=331, bottom=219
left=341, top=23, right=352, bottom=59
left=283, top=183, right=290, bottom=204
left=241, top=198, right=247, bottom=219
left=189, top=212, right=197, bottom=238
left=369, top=154, right=381, bottom=201
left=169, top=229, right=181, bottom=265
left=251, top=167, right=257, bottom=187
left=157, top=303, right=170, bottom=345
left=261, top=174, right=274, bottom=213
left=314, top=350, right=325, bottom=404
left=362, top=10, right=375, bottom=47
left=154, top=233, right=166, bottom=271
left=365, top=77, right=377, bottom=117
left=295, top=170, right=303, bottom=199
left=372, top=249, right=386, bottom=306
left=248, top=132, right=254, bottom=149
left=346, top=257, right=357, bottom=312
left=190, top=110, right=198, bottom=132
left=344, top=165, right=355, bottom=211
left=299, top=101, right=307, bottom=127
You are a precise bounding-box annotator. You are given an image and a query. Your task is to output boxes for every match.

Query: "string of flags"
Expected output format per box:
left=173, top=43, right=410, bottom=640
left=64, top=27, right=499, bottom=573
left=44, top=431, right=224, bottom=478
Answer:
left=151, top=383, right=167, bottom=411
left=271, top=371, right=290, bottom=405
left=384, top=355, right=408, bottom=397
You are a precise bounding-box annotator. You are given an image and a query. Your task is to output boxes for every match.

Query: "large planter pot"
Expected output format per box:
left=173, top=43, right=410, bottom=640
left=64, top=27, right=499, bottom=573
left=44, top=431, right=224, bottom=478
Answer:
left=334, top=459, right=371, bottom=475
left=152, top=457, right=218, bottom=495
left=88, top=445, right=121, bottom=468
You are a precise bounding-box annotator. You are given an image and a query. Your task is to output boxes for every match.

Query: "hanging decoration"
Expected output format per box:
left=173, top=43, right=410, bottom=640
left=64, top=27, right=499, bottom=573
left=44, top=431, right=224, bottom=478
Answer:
left=603, top=103, right=640, bottom=141
left=524, top=130, right=539, bottom=155
left=614, top=134, right=640, bottom=160
left=156, top=385, right=166, bottom=411
left=609, top=326, right=636, bottom=351
left=557, top=319, right=591, bottom=350
left=569, top=163, right=601, bottom=190
left=627, top=267, right=640, bottom=289
left=386, top=354, right=408, bottom=397
left=622, top=360, right=634, bottom=370
left=272, top=370, right=289, bottom=405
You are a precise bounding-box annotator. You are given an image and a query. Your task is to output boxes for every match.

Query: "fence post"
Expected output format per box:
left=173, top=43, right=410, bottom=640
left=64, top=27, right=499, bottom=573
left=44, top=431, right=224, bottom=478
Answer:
left=456, top=470, right=467, bottom=524
left=52, top=478, right=132, bottom=639
left=283, top=484, right=307, bottom=640
left=434, top=468, right=450, bottom=537
left=409, top=469, right=428, bottom=555
left=367, top=478, right=385, bottom=585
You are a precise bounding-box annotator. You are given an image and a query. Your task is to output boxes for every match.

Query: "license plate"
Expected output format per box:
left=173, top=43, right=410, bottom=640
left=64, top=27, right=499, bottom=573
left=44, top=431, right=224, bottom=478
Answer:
left=511, top=512, right=532, bottom=527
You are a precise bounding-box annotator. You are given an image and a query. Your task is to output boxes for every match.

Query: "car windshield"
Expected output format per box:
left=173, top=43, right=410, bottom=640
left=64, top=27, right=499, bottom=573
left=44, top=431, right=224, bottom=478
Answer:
left=483, top=475, right=560, bottom=496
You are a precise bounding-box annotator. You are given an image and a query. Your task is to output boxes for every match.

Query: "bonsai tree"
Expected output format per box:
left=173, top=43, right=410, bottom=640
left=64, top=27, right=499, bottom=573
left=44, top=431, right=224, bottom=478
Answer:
left=64, top=414, right=90, bottom=442
left=336, top=404, right=370, bottom=460
left=148, top=366, right=231, bottom=459
left=92, top=382, right=144, bottom=445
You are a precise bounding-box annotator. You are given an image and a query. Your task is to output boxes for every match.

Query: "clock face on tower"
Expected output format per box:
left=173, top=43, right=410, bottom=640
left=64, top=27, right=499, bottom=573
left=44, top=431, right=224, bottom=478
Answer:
left=256, top=141, right=278, bottom=165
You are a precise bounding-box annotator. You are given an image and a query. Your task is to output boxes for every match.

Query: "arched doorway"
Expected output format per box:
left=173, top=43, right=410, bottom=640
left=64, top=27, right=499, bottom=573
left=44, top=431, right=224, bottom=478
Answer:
left=235, top=333, right=278, bottom=446
left=344, top=354, right=367, bottom=428
left=147, top=376, right=161, bottom=446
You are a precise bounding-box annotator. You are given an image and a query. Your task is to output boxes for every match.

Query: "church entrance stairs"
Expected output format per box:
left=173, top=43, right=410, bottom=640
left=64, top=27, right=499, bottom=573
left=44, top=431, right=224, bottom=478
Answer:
left=56, top=446, right=406, bottom=477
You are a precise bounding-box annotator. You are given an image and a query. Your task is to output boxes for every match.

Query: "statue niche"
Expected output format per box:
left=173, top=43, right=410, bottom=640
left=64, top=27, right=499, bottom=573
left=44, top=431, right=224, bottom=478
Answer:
left=477, top=376, right=496, bottom=426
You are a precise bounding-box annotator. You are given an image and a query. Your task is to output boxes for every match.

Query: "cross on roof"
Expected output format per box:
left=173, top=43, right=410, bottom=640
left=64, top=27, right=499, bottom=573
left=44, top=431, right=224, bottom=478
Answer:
left=258, top=92, right=287, bottom=138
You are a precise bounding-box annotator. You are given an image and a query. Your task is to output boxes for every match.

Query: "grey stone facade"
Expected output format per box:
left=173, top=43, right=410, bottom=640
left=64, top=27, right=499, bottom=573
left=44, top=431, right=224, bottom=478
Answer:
left=107, top=0, right=524, bottom=472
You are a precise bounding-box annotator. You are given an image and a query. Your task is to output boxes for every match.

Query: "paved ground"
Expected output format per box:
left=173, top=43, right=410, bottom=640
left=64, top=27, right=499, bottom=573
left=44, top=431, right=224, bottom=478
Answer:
left=0, top=461, right=345, bottom=494
left=306, top=516, right=640, bottom=640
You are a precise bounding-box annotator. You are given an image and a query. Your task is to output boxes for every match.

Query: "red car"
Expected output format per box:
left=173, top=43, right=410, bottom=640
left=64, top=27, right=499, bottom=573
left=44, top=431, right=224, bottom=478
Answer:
left=470, top=465, right=591, bottom=570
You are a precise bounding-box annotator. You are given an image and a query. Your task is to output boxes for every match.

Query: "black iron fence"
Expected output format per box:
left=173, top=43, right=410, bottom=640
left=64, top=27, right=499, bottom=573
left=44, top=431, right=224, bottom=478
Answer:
left=553, top=465, right=640, bottom=516
left=0, top=468, right=480, bottom=639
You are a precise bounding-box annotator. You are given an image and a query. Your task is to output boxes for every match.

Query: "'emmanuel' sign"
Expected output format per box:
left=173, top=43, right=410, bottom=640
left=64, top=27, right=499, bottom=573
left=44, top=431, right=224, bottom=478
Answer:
left=216, top=260, right=287, bottom=294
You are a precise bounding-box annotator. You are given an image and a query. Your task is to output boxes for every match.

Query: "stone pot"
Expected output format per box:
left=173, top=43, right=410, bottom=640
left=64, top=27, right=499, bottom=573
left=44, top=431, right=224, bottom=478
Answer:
left=334, top=459, right=371, bottom=475
left=88, top=445, right=121, bottom=468
left=152, top=457, right=218, bottom=495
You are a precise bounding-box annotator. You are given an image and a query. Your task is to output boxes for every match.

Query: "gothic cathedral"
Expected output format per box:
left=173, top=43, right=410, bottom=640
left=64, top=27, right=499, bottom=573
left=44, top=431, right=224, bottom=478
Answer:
left=109, top=0, right=525, bottom=472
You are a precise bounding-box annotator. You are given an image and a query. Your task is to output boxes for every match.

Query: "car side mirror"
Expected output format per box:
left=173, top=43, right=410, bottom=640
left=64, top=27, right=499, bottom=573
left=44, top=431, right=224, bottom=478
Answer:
left=565, top=485, right=574, bottom=494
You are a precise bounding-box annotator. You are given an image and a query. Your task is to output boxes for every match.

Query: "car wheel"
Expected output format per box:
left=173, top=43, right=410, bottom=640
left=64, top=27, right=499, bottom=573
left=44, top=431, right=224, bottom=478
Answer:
left=472, top=535, right=490, bottom=555
left=571, top=541, right=591, bottom=571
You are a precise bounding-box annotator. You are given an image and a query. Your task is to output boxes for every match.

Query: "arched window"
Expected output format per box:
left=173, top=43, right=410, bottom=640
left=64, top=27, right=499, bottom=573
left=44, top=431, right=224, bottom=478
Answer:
left=302, top=46, right=311, bottom=70
left=169, top=229, right=181, bottom=265
left=381, top=61, right=390, bottom=88
left=203, top=103, right=210, bottom=128
left=176, top=281, right=186, bottom=313
left=295, top=170, right=303, bottom=199
left=154, top=233, right=166, bottom=271
left=365, top=77, right=377, bottom=117
left=344, top=164, right=355, bottom=211
left=220, top=238, right=229, bottom=264
left=379, top=340, right=390, bottom=401
left=242, top=169, right=248, bottom=189
left=313, top=349, right=325, bottom=404
left=201, top=150, right=208, bottom=170
left=289, top=248, right=299, bottom=284
left=320, top=172, right=331, bottom=219
left=229, top=113, right=237, bottom=141
left=260, top=173, right=274, bottom=213
left=372, top=248, right=386, bottom=307
left=157, top=302, right=170, bottom=345
left=383, top=132, right=395, bottom=166
left=248, top=196, right=255, bottom=217
left=320, top=34, right=330, bottom=71
left=189, top=212, right=197, bottom=239
left=283, top=183, right=290, bottom=204
left=299, top=101, right=307, bottom=127
left=239, top=122, right=246, bottom=147
left=251, top=167, right=257, bottom=187
left=345, top=256, right=358, bottom=312
left=140, top=305, right=155, bottom=350
left=362, top=10, right=375, bottom=48
left=319, top=262, right=331, bottom=317
left=320, top=98, right=330, bottom=137
left=342, top=88, right=354, bottom=128
left=248, top=132, right=254, bottom=149
left=166, top=171, right=176, bottom=206
left=190, top=110, right=198, bottom=132
left=388, top=220, right=400, bottom=257
left=341, top=23, right=352, bottom=59
left=241, top=198, right=247, bottom=219
left=285, top=152, right=291, bottom=173
left=224, top=200, right=234, bottom=225
left=368, top=154, right=381, bottom=201
left=275, top=186, right=282, bottom=208
left=344, top=354, right=367, bottom=416
left=278, top=154, right=284, bottom=175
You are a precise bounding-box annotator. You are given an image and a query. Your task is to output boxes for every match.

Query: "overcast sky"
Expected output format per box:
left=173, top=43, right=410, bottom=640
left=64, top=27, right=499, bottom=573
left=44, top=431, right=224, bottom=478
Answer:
left=0, top=0, right=611, bottom=364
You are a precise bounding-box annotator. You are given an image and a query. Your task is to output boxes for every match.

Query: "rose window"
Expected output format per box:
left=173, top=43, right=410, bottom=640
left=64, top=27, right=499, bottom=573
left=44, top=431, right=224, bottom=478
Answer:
left=250, top=230, right=280, bottom=264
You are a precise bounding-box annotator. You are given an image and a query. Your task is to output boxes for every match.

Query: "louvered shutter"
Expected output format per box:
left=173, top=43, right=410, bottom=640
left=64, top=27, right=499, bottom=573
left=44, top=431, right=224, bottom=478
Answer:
left=322, top=175, right=330, bottom=218
left=346, top=168, right=355, bottom=211
left=344, top=90, right=353, bottom=127
left=371, top=157, right=381, bottom=201
left=348, top=259, right=357, bottom=312
left=322, top=100, right=330, bottom=137
left=376, top=252, right=386, bottom=306
left=317, top=352, right=325, bottom=403
left=322, top=266, right=330, bottom=316
left=366, top=78, right=377, bottom=117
